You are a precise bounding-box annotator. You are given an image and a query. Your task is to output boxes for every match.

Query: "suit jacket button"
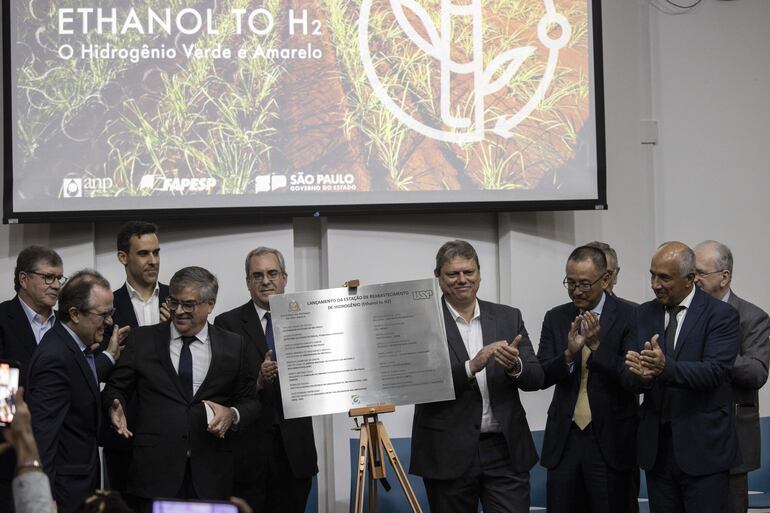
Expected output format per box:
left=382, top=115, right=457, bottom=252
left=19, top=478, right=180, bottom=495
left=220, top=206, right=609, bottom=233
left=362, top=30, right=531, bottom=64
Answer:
left=186, top=449, right=191, bottom=458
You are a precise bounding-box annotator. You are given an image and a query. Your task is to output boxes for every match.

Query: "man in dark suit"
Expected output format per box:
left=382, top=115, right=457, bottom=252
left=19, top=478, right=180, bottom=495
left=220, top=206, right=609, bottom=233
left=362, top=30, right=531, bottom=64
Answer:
left=103, top=266, right=259, bottom=513
left=101, top=221, right=170, bottom=495
left=26, top=270, right=120, bottom=513
left=0, top=245, right=64, bottom=510
left=538, top=246, right=639, bottom=512
left=410, top=240, right=543, bottom=513
left=626, top=241, right=741, bottom=513
left=214, top=247, right=317, bottom=513
left=694, top=240, right=770, bottom=513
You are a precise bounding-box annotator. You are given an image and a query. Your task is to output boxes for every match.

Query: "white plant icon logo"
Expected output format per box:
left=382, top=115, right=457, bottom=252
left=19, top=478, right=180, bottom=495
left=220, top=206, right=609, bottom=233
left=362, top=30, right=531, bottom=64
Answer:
left=359, top=0, right=572, bottom=143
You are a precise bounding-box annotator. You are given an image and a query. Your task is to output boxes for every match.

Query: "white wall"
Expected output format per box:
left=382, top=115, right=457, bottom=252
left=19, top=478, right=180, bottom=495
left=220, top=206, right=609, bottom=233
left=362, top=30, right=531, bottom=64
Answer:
left=2, top=1, right=770, bottom=511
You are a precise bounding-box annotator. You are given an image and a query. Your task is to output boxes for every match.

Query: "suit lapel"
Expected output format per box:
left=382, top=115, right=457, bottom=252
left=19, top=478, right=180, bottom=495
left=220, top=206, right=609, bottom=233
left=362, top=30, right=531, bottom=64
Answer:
left=114, top=285, right=139, bottom=327
left=155, top=322, right=190, bottom=401
left=240, top=302, right=268, bottom=359
left=194, top=324, right=218, bottom=401
left=9, top=297, right=40, bottom=353
left=479, top=301, right=501, bottom=381
left=57, top=324, right=100, bottom=402
left=441, top=299, right=470, bottom=362
left=675, top=289, right=706, bottom=358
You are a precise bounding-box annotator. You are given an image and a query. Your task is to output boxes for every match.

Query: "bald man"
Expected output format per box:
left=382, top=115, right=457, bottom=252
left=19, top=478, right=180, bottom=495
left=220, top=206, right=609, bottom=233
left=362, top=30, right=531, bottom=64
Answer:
left=694, top=240, right=770, bottom=513
left=626, top=241, right=740, bottom=513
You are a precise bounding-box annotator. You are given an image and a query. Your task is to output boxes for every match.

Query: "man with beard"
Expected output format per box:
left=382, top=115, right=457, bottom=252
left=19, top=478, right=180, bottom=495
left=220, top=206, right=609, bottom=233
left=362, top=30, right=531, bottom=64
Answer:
left=101, top=221, right=170, bottom=494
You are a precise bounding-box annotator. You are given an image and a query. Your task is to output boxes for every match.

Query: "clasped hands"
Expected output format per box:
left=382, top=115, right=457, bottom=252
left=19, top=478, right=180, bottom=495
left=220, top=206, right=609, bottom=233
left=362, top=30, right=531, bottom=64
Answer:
left=564, top=312, right=600, bottom=362
left=625, top=334, right=665, bottom=383
left=469, top=335, right=523, bottom=375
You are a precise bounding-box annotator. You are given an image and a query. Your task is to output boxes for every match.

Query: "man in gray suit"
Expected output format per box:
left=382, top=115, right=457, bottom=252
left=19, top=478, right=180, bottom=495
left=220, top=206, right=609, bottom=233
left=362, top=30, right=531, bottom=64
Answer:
left=694, top=240, right=770, bottom=513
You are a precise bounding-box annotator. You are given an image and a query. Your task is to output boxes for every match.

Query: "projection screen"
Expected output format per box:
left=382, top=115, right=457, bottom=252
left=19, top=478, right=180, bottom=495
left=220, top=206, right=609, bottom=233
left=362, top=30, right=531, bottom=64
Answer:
left=3, top=0, right=605, bottom=222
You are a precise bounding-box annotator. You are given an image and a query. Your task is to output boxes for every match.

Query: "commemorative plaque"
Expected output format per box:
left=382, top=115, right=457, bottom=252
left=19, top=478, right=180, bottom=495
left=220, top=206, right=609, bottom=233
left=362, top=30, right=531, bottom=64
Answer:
left=268, top=278, right=454, bottom=418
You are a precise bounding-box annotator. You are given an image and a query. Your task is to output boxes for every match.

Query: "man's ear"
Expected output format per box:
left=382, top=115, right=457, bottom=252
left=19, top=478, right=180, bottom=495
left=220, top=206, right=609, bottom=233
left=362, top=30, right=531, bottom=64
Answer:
left=117, top=251, right=129, bottom=266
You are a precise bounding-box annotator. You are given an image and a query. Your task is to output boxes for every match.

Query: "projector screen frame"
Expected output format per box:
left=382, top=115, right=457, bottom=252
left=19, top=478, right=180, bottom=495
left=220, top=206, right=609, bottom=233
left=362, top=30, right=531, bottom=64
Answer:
left=2, top=0, right=607, bottom=224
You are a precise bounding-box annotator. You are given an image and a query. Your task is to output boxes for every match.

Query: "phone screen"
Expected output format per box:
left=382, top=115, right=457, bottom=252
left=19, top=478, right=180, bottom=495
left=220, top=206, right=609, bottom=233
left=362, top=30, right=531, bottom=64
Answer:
left=0, top=363, right=19, bottom=426
left=152, top=500, right=238, bottom=513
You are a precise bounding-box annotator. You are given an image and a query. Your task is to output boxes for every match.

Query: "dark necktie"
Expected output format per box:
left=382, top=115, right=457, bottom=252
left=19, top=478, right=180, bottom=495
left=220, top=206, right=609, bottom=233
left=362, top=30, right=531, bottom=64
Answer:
left=664, top=306, right=685, bottom=356
left=179, top=336, right=195, bottom=401
left=265, top=312, right=276, bottom=359
left=83, top=348, right=98, bottom=384
left=661, top=305, right=684, bottom=423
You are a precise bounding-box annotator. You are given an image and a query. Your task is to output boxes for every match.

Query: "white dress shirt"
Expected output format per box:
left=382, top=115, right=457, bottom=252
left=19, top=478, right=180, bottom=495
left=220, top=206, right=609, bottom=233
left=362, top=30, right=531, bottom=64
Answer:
left=18, top=298, right=55, bottom=345
left=253, top=303, right=270, bottom=335
left=169, top=323, right=212, bottom=397
left=446, top=300, right=502, bottom=433
left=126, top=281, right=160, bottom=326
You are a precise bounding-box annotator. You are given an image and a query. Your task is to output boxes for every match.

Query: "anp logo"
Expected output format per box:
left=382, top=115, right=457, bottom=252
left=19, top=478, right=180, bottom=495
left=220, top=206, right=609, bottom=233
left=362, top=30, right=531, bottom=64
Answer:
left=359, top=0, right=571, bottom=143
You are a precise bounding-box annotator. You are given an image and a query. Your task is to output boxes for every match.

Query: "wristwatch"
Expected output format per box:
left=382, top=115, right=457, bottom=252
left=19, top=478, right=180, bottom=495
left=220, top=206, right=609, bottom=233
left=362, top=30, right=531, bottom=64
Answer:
left=16, top=459, right=42, bottom=473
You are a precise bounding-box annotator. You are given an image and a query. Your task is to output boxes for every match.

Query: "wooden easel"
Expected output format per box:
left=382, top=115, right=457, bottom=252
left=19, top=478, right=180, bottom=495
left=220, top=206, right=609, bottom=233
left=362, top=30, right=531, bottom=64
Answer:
left=349, top=404, right=423, bottom=513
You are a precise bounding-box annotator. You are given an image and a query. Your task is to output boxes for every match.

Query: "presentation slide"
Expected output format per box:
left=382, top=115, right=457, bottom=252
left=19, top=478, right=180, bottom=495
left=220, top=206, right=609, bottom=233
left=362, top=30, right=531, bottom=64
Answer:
left=4, top=0, right=603, bottom=219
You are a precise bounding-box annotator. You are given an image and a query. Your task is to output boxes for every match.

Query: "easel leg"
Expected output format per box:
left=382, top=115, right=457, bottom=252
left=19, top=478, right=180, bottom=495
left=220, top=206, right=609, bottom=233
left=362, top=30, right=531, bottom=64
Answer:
left=378, top=423, right=424, bottom=513
left=353, top=426, right=370, bottom=513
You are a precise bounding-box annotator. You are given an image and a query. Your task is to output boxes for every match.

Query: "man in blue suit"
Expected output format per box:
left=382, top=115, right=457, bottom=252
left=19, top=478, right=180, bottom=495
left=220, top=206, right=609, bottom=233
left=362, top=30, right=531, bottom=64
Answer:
left=538, top=246, right=639, bottom=513
left=27, top=270, right=121, bottom=513
left=626, top=241, right=740, bottom=513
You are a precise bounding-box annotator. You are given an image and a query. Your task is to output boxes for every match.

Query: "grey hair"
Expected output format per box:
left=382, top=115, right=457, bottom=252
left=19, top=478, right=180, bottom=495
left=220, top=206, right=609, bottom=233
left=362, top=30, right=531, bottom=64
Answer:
left=694, top=240, right=733, bottom=274
left=585, top=241, right=618, bottom=269
left=244, top=247, right=286, bottom=276
left=170, top=266, right=218, bottom=301
left=434, top=240, right=480, bottom=275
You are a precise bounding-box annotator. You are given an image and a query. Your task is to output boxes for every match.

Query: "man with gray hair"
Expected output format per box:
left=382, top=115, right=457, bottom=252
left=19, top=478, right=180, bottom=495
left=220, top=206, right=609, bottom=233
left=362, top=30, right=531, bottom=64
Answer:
left=410, top=240, right=543, bottom=512
left=27, top=270, right=123, bottom=513
left=104, top=266, right=259, bottom=513
left=626, top=241, right=740, bottom=513
left=694, top=240, right=770, bottom=513
left=215, top=247, right=317, bottom=513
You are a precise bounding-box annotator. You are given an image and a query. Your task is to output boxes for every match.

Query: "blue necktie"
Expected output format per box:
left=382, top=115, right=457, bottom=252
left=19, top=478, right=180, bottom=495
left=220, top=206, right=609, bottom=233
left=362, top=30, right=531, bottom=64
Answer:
left=265, top=312, right=276, bottom=359
left=83, top=349, right=98, bottom=384
left=179, top=336, right=195, bottom=401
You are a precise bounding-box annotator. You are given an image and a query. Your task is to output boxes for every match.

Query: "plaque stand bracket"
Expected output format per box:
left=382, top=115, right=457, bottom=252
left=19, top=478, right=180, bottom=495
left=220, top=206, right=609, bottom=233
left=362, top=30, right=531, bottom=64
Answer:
left=349, top=404, right=423, bottom=513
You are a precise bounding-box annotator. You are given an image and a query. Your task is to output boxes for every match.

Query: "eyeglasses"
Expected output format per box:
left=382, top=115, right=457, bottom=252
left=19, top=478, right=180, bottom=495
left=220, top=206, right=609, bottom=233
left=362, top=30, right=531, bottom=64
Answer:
left=165, top=297, right=209, bottom=313
left=87, top=308, right=115, bottom=320
left=695, top=269, right=726, bottom=278
left=563, top=274, right=605, bottom=292
left=250, top=270, right=283, bottom=282
left=26, top=271, right=67, bottom=285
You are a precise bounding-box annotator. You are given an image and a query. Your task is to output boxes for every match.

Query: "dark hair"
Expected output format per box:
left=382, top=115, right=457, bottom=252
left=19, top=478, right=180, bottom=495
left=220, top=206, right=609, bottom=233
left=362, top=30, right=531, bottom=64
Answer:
left=567, top=246, right=608, bottom=274
left=58, top=270, right=111, bottom=322
left=78, top=489, right=133, bottom=513
left=245, top=247, right=286, bottom=276
left=434, top=240, right=480, bottom=275
left=14, top=245, right=63, bottom=292
left=117, top=221, right=158, bottom=253
left=170, top=266, right=218, bottom=301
